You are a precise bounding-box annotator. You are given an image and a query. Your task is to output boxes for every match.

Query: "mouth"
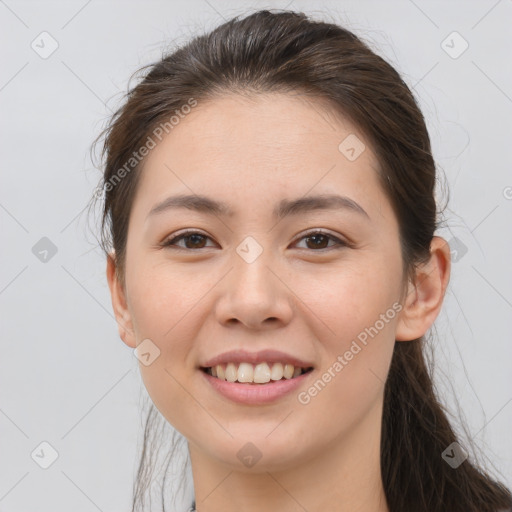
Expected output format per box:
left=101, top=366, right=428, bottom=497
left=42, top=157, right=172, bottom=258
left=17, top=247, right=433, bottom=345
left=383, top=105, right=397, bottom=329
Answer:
left=200, top=362, right=314, bottom=385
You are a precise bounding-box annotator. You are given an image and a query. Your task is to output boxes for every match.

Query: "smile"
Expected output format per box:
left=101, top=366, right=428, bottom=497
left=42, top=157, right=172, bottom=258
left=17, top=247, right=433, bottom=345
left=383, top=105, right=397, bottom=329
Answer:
left=200, top=364, right=314, bottom=405
left=201, top=362, right=313, bottom=384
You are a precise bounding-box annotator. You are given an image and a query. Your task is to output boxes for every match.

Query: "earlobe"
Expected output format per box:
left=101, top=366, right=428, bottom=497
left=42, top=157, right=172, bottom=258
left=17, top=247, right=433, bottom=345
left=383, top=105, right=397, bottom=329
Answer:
left=106, top=253, right=137, bottom=348
left=395, top=236, right=451, bottom=342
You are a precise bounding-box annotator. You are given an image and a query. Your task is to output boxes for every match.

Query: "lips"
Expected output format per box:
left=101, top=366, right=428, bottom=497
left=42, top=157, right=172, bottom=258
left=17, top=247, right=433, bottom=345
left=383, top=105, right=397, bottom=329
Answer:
left=198, top=349, right=315, bottom=403
left=201, top=365, right=313, bottom=404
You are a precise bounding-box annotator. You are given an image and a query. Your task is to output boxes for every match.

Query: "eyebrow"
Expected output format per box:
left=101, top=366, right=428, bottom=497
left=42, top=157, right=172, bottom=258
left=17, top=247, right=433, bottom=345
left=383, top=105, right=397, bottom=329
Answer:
left=147, top=193, right=370, bottom=220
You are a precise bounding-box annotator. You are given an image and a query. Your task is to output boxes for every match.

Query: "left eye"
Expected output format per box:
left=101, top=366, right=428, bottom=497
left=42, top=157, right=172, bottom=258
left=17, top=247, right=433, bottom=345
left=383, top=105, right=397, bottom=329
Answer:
left=294, top=231, right=346, bottom=250
left=162, top=230, right=347, bottom=251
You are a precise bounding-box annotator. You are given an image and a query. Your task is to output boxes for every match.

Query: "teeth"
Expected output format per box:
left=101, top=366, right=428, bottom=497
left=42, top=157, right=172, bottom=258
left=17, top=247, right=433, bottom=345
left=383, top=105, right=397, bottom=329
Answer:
left=225, top=362, right=237, bottom=382
left=206, top=362, right=309, bottom=383
left=237, top=362, right=254, bottom=383
left=253, top=363, right=271, bottom=383
left=283, top=363, right=294, bottom=379
left=270, top=362, right=284, bottom=381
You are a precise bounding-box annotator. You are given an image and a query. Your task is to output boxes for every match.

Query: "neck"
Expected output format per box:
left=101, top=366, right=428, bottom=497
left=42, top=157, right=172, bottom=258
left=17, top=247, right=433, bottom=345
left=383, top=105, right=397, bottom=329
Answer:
left=187, top=398, right=389, bottom=512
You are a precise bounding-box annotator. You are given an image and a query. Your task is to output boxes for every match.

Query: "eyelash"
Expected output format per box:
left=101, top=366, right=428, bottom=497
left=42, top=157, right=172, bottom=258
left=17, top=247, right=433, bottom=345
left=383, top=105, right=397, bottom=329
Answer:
left=161, top=229, right=349, bottom=252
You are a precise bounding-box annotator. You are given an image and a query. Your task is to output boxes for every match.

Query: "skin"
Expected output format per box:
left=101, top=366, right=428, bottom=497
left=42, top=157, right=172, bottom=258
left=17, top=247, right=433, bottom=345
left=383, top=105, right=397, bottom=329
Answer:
left=107, top=92, right=450, bottom=512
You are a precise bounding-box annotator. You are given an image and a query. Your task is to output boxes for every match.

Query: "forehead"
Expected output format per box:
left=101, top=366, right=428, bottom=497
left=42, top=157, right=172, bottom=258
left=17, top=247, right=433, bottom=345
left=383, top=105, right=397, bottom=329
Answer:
left=167, top=92, right=366, bottom=159
left=133, top=92, right=392, bottom=225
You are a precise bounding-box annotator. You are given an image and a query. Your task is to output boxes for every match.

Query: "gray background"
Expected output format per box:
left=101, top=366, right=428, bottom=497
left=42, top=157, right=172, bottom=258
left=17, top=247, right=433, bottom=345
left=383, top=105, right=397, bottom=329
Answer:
left=1, top=1, right=511, bottom=511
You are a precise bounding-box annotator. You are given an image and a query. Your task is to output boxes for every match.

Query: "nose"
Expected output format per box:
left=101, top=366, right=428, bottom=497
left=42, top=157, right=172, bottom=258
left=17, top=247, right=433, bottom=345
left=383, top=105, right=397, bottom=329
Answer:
left=214, top=249, right=294, bottom=330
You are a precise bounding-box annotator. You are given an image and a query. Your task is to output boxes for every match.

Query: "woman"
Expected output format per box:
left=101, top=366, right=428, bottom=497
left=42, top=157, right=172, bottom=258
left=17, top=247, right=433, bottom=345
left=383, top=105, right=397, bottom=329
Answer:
left=92, top=9, right=512, bottom=512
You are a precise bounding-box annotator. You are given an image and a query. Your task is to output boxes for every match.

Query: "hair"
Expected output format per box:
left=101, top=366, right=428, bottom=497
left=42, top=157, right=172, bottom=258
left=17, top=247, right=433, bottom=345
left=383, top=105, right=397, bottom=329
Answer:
left=90, top=9, right=512, bottom=512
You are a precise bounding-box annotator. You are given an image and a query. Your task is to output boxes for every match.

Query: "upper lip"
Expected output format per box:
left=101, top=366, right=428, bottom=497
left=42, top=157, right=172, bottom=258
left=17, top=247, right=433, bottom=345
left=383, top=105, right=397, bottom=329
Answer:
left=200, top=349, right=314, bottom=369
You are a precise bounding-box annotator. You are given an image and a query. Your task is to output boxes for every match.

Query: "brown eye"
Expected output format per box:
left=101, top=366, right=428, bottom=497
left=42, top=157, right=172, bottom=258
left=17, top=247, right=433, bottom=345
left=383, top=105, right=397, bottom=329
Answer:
left=293, top=231, right=347, bottom=251
left=162, top=231, right=214, bottom=250
left=303, top=233, right=330, bottom=250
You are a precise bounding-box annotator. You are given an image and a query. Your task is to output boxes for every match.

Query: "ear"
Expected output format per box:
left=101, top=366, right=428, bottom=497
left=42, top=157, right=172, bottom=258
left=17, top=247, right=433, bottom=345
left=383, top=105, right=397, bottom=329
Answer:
left=106, top=252, right=136, bottom=348
left=395, top=236, right=451, bottom=342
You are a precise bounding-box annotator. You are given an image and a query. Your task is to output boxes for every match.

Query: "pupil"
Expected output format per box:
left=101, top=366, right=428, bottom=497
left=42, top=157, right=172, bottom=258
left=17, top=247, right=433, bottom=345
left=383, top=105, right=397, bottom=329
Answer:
left=308, top=234, right=328, bottom=249
left=187, top=234, right=205, bottom=248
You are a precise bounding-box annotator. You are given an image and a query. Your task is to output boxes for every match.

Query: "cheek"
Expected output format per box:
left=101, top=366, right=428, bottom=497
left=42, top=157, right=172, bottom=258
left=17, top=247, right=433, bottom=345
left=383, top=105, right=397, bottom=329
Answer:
left=124, top=263, right=202, bottom=412
left=294, top=254, right=402, bottom=338
left=295, top=302, right=398, bottom=444
left=127, top=260, right=202, bottom=339
left=294, top=257, right=400, bottom=404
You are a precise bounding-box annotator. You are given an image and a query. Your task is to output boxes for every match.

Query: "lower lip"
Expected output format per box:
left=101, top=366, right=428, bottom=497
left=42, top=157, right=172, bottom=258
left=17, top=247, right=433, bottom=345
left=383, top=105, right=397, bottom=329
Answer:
left=200, top=369, right=313, bottom=405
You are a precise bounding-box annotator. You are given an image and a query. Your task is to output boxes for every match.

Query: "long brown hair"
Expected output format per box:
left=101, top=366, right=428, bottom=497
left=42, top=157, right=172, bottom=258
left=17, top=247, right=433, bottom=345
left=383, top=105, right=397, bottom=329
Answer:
left=91, top=9, right=512, bottom=512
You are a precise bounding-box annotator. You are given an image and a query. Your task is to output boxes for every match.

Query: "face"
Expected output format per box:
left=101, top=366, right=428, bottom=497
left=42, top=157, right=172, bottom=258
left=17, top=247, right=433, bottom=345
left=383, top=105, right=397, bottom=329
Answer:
left=115, top=92, right=407, bottom=472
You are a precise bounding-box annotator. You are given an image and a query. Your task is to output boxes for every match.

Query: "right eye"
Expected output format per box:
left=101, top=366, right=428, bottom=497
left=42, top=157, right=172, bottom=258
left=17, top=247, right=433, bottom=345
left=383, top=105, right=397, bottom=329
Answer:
left=161, top=230, right=216, bottom=250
